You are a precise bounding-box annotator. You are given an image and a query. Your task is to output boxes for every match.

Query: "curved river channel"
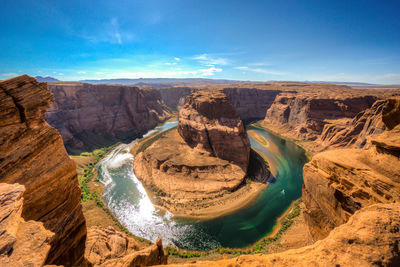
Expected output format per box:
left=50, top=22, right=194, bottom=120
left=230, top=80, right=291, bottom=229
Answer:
left=97, top=121, right=308, bottom=250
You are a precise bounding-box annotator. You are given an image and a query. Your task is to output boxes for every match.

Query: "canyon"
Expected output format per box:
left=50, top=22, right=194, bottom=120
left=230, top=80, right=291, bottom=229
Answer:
left=45, top=83, right=172, bottom=154
left=0, top=76, right=167, bottom=266
left=1, top=75, right=400, bottom=266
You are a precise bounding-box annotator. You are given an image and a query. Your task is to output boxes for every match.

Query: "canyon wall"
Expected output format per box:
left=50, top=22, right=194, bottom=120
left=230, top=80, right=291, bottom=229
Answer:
left=264, top=92, right=378, bottom=141
left=302, top=97, right=400, bottom=241
left=46, top=83, right=172, bottom=154
left=0, top=75, right=87, bottom=265
left=222, top=87, right=281, bottom=121
left=157, top=87, right=195, bottom=109
left=156, top=86, right=282, bottom=121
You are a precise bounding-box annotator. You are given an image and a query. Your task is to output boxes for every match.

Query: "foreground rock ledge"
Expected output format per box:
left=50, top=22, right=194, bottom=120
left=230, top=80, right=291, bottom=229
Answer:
left=163, top=203, right=400, bottom=267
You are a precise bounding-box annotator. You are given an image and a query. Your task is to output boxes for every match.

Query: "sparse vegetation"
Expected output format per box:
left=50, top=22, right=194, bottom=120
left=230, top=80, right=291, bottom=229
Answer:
left=165, top=247, right=201, bottom=258
left=77, top=146, right=114, bottom=202
left=167, top=199, right=302, bottom=260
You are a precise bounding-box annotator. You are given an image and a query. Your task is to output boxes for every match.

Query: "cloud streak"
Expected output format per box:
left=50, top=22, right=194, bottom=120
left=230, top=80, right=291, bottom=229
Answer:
left=235, top=66, right=287, bottom=75
left=193, top=54, right=228, bottom=66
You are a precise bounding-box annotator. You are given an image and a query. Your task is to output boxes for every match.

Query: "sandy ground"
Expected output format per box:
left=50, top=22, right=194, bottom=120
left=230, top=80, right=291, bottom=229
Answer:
left=267, top=202, right=314, bottom=253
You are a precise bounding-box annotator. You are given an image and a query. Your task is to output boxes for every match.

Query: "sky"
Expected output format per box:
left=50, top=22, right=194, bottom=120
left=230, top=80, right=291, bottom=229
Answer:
left=0, top=0, right=399, bottom=84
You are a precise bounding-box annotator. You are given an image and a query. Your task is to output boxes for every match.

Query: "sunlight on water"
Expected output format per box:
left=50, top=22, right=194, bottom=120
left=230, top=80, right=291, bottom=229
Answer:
left=97, top=122, right=308, bottom=250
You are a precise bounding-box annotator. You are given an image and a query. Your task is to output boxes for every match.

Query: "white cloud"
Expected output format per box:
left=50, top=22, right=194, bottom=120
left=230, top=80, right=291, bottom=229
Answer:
left=174, top=57, right=180, bottom=61
left=165, top=62, right=177, bottom=65
left=1, top=73, right=17, bottom=76
left=193, top=54, right=228, bottom=66
left=77, top=71, right=86, bottom=74
left=96, top=72, right=105, bottom=75
left=199, top=67, right=223, bottom=76
left=249, top=62, right=272, bottom=66
left=76, top=18, right=132, bottom=45
left=234, top=66, right=286, bottom=75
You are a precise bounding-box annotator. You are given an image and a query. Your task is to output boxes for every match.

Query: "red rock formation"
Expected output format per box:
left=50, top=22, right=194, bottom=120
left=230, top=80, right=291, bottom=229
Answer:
left=318, top=99, right=386, bottom=150
left=302, top=97, right=400, bottom=240
left=0, top=183, right=54, bottom=267
left=85, top=226, right=167, bottom=266
left=264, top=92, right=378, bottom=141
left=45, top=83, right=172, bottom=154
left=0, top=75, right=86, bottom=265
left=163, top=203, right=400, bottom=267
left=178, top=90, right=250, bottom=171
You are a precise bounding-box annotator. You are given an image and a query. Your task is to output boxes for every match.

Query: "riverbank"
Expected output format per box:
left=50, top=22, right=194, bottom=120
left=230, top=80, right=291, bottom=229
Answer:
left=70, top=148, right=153, bottom=248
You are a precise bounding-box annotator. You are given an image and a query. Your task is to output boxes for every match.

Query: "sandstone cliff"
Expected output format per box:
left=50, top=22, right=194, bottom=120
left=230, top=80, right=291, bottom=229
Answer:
left=0, top=183, right=53, bottom=267
left=0, top=75, right=86, bottom=265
left=163, top=203, right=400, bottom=266
left=178, top=90, right=250, bottom=171
left=46, top=83, right=172, bottom=154
left=302, top=97, right=400, bottom=240
left=264, top=92, right=378, bottom=141
left=222, top=87, right=281, bottom=121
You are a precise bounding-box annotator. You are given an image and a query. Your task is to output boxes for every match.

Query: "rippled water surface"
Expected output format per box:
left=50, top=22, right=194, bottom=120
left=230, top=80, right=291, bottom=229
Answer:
left=97, top=122, right=308, bottom=250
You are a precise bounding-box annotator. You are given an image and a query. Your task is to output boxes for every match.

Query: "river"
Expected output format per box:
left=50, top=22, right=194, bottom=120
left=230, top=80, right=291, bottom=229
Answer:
left=97, top=121, right=308, bottom=250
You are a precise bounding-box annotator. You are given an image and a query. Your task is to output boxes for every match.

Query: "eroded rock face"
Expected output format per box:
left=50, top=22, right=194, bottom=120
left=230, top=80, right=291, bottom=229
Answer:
left=222, top=87, right=281, bottom=121
left=45, top=83, right=172, bottom=154
left=0, top=75, right=86, bottom=265
left=164, top=203, right=400, bottom=267
left=264, top=92, right=378, bottom=142
left=0, top=183, right=54, bottom=267
left=318, top=99, right=386, bottom=150
left=85, top=226, right=167, bottom=267
left=178, top=90, right=250, bottom=171
left=302, top=97, right=400, bottom=241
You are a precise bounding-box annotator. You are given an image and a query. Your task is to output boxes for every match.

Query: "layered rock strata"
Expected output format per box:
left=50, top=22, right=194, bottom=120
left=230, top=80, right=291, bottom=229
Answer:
left=0, top=183, right=54, bottom=267
left=164, top=203, right=400, bottom=266
left=302, top=98, right=400, bottom=240
left=264, top=92, right=378, bottom=142
left=45, top=83, right=172, bottom=154
left=178, top=90, right=250, bottom=171
left=0, top=75, right=87, bottom=265
left=85, top=226, right=167, bottom=267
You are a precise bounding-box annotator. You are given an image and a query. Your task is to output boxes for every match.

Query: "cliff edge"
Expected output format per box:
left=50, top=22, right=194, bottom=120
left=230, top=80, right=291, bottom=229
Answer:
left=0, top=75, right=87, bottom=265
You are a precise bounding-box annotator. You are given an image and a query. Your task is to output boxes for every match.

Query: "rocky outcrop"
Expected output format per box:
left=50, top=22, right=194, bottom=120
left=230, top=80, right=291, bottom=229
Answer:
left=163, top=203, right=400, bottom=267
left=133, top=91, right=267, bottom=218
left=0, top=183, right=54, bottom=267
left=0, top=75, right=86, bottom=265
left=302, top=97, right=400, bottom=241
left=45, top=83, right=172, bottom=154
left=178, top=90, right=250, bottom=171
left=85, top=227, right=167, bottom=266
left=264, top=92, right=378, bottom=142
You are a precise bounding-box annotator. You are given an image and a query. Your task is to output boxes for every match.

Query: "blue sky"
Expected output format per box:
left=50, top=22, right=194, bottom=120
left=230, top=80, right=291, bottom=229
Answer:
left=1, top=0, right=399, bottom=83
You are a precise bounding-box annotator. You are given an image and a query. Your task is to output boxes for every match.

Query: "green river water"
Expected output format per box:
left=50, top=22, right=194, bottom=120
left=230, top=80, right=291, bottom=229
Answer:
left=97, top=121, right=308, bottom=250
